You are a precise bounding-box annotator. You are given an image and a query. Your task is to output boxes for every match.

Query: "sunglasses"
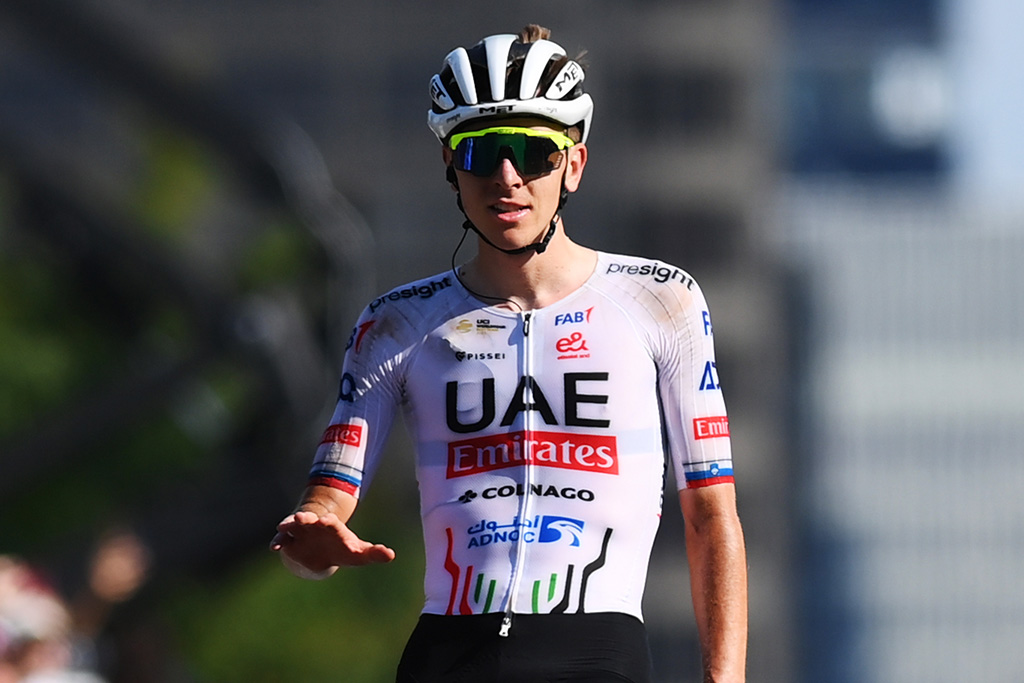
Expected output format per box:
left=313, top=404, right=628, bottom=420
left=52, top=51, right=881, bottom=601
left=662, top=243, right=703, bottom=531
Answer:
left=448, top=126, right=576, bottom=178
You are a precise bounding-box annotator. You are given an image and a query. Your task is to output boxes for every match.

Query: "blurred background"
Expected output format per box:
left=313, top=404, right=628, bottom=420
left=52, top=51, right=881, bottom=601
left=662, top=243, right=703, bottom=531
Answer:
left=1, top=0, right=1021, bottom=681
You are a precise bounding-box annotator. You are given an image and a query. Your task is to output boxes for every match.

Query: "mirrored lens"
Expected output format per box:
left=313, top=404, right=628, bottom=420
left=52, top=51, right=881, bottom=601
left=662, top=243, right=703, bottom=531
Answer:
left=452, top=133, right=563, bottom=177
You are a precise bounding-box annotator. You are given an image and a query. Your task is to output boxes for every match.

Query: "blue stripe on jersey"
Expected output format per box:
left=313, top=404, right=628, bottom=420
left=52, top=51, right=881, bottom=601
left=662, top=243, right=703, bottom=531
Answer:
left=685, top=467, right=734, bottom=482
left=309, top=469, right=361, bottom=487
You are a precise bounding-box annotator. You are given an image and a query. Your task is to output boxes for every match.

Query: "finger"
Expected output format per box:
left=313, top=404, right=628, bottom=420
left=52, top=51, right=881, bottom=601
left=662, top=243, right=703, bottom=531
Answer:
left=292, top=510, right=322, bottom=524
left=269, top=532, right=290, bottom=551
left=363, top=544, right=396, bottom=564
left=276, top=515, right=298, bottom=531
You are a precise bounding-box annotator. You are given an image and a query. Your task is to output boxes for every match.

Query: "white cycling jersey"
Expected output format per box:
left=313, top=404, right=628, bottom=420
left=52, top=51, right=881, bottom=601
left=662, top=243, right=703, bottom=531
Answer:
left=309, top=251, right=733, bottom=624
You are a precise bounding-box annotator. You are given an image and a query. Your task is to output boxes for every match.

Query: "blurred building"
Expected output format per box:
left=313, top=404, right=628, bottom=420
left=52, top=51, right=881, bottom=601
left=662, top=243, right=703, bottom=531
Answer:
left=778, top=0, right=1024, bottom=681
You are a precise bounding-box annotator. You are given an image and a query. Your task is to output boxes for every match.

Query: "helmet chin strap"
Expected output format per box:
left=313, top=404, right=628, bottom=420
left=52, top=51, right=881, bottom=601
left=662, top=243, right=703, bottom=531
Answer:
left=448, top=165, right=569, bottom=256
left=461, top=215, right=558, bottom=255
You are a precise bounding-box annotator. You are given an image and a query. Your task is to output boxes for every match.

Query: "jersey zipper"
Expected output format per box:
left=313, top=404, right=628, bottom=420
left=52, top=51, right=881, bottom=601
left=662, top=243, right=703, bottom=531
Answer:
left=501, top=310, right=535, bottom=636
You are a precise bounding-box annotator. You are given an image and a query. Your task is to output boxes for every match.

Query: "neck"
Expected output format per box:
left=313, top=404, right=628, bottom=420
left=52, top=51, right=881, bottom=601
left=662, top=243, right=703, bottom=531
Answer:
left=457, top=220, right=598, bottom=310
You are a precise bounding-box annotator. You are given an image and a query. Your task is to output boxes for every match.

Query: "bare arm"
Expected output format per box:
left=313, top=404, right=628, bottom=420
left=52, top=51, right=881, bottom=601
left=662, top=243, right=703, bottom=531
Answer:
left=680, top=484, right=747, bottom=683
left=269, top=484, right=395, bottom=579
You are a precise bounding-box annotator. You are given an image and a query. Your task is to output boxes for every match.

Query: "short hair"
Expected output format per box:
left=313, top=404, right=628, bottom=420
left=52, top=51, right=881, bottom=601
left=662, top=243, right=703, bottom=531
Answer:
left=517, top=24, right=586, bottom=143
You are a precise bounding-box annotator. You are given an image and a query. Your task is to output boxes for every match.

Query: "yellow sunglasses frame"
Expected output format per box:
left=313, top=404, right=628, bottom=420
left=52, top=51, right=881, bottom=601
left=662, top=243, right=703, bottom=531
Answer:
left=448, top=126, right=577, bottom=151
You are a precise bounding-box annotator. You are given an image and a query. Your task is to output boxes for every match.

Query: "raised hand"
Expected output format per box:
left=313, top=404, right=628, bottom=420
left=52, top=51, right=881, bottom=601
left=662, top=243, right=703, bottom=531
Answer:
left=270, top=510, right=395, bottom=579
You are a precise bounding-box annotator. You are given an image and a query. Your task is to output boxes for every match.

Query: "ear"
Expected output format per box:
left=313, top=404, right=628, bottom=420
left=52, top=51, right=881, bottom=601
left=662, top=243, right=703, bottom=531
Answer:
left=563, top=143, right=588, bottom=193
left=441, top=147, right=459, bottom=191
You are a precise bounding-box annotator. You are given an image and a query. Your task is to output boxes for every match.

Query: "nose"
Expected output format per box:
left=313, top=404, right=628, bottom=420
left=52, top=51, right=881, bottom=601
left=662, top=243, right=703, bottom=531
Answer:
left=493, top=157, right=524, bottom=186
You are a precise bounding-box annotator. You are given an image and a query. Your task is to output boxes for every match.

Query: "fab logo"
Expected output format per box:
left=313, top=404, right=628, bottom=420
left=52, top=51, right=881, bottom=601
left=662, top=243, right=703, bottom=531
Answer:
left=555, top=307, right=594, bottom=326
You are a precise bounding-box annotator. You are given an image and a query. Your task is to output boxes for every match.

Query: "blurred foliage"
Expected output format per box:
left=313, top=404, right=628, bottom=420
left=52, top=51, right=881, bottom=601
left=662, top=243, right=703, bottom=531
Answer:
left=237, top=223, right=315, bottom=292
left=0, top=235, right=128, bottom=437
left=167, top=495, right=425, bottom=683
left=132, top=126, right=219, bottom=242
left=0, top=116, right=423, bottom=681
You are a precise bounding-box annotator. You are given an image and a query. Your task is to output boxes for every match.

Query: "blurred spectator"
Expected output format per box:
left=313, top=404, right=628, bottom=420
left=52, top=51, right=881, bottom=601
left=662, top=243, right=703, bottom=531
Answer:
left=0, top=555, right=104, bottom=682
left=71, top=531, right=150, bottom=644
left=1, top=534, right=149, bottom=683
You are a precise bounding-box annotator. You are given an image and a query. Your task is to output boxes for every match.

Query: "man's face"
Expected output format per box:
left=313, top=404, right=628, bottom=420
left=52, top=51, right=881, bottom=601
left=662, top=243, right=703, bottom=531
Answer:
left=443, top=118, right=587, bottom=252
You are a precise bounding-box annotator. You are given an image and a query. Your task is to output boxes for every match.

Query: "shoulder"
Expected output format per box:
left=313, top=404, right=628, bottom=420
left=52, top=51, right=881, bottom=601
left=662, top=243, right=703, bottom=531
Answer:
left=348, top=270, right=462, bottom=354
left=592, top=252, right=706, bottom=317
left=364, top=271, right=460, bottom=320
left=591, top=252, right=717, bottom=362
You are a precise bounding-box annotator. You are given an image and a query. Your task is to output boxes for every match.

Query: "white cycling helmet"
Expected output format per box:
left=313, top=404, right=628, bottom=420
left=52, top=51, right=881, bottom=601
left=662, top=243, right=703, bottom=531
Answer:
left=427, top=31, right=594, bottom=143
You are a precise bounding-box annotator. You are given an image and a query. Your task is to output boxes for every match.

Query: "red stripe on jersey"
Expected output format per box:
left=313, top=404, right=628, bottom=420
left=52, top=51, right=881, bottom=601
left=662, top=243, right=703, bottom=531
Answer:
left=308, top=476, right=358, bottom=496
left=444, top=528, right=460, bottom=616
left=687, top=475, right=735, bottom=489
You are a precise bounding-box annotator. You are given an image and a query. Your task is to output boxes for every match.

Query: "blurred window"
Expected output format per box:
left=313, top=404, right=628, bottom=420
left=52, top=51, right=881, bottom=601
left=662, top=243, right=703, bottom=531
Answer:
left=612, top=65, right=737, bottom=140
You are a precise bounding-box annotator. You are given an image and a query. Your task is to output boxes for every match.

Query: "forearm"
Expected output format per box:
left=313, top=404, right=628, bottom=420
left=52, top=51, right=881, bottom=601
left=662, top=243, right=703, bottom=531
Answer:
left=295, top=484, right=358, bottom=522
left=681, top=487, right=748, bottom=683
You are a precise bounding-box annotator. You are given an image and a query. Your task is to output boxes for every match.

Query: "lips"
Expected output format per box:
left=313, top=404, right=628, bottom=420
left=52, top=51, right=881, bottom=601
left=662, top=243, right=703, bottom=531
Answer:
left=491, top=201, right=530, bottom=222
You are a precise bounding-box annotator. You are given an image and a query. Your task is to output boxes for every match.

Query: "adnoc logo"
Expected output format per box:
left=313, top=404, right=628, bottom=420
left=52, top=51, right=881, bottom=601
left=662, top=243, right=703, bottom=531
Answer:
left=538, top=516, right=585, bottom=545
left=466, top=515, right=585, bottom=549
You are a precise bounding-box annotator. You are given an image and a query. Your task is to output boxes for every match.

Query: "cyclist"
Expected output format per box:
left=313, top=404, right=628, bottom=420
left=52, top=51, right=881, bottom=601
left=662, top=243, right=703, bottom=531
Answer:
left=271, top=24, right=747, bottom=683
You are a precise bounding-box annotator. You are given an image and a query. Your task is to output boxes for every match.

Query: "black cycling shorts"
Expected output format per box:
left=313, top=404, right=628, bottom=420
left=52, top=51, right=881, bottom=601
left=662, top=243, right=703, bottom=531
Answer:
left=395, top=612, right=653, bottom=683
